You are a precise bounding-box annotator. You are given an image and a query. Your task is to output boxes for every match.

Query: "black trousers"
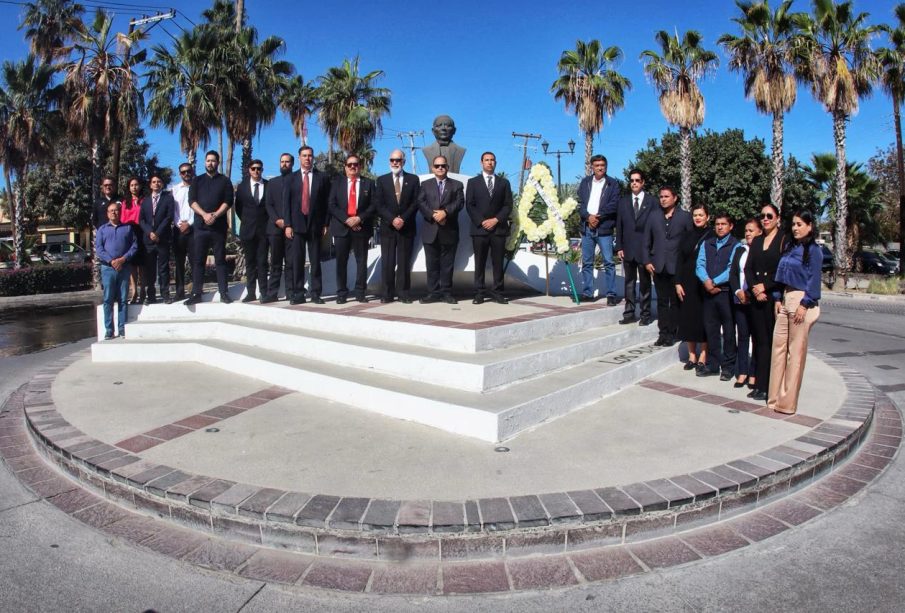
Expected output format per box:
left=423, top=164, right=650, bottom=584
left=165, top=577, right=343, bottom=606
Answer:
left=380, top=228, right=414, bottom=298
left=334, top=232, right=369, bottom=297
left=623, top=259, right=652, bottom=319
left=143, top=242, right=171, bottom=300
left=286, top=231, right=322, bottom=300
left=191, top=229, right=228, bottom=297
left=172, top=230, right=192, bottom=297
left=749, top=298, right=776, bottom=393
left=266, top=232, right=286, bottom=299
left=423, top=240, right=456, bottom=296
left=702, top=290, right=737, bottom=375
left=242, top=234, right=269, bottom=298
left=472, top=234, right=505, bottom=295
left=652, top=271, right=676, bottom=337
left=733, top=302, right=756, bottom=378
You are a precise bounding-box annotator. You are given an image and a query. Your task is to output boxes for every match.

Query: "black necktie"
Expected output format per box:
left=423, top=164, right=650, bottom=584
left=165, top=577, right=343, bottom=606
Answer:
left=633, top=196, right=639, bottom=217
left=253, top=182, right=260, bottom=204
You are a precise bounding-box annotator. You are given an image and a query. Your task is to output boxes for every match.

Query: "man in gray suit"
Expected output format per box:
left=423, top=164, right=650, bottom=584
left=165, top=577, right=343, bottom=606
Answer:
left=643, top=185, right=693, bottom=346
left=418, top=155, right=464, bottom=304
left=615, top=168, right=658, bottom=325
left=422, top=115, right=466, bottom=174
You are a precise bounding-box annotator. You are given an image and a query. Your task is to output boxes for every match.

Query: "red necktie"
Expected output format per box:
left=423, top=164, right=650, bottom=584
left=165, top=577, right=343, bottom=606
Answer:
left=347, top=178, right=357, bottom=216
left=301, top=171, right=310, bottom=215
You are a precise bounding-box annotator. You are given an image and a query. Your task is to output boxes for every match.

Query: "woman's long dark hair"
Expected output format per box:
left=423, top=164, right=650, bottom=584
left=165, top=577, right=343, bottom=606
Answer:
left=783, top=208, right=818, bottom=267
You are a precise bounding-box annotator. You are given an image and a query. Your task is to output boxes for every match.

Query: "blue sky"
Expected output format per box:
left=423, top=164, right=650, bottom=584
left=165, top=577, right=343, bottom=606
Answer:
left=0, top=0, right=898, bottom=184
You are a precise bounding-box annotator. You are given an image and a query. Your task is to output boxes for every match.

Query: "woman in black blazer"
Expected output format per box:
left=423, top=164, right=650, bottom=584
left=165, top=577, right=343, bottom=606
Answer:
left=729, top=218, right=762, bottom=388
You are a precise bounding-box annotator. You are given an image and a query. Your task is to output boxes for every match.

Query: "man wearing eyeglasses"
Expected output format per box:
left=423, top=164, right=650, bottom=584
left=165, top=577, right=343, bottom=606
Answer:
left=577, top=154, right=621, bottom=304
left=171, top=163, right=194, bottom=300
left=374, top=149, right=420, bottom=303
left=282, top=145, right=330, bottom=305
left=418, top=155, right=464, bottom=304
left=234, top=159, right=269, bottom=302
left=328, top=154, right=374, bottom=303
left=616, top=169, right=657, bottom=325
left=93, top=177, right=119, bottom=229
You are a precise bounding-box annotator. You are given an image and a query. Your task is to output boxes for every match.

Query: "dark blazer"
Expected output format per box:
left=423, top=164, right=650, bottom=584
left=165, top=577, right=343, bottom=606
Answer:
left=264, top=174, right=286, bottom=236
left=418, top=177, right=464, bottom=245
left=283, top=168, right=330, bottom=235
left=138, top=191, right=175, bottom=247
left=577, top=174, right=620, bottom=236
left=328, top=176, right=375, bottom=238
left=374, top=171, right=420, bottom=236
left=615, top=192, right=658, bottom=262
left=234, top=177, right=268, bottom=241
left=93, top=195, right=117, bottom=229
left=729, top=244, right=750, bottom=302
left=643, top=207, right=693, bottom=275
left=744, top=232, right=784, bottom=296
left=465, top=174, right=513, bottom=237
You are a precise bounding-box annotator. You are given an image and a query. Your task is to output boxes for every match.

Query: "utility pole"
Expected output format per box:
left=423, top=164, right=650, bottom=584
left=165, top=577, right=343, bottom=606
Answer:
left=397, top=131, right=423, bottom=173
left=512, top=132, right=542, bottom=193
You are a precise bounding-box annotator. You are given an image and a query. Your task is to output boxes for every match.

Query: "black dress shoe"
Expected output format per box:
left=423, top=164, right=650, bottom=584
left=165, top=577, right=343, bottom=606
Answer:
left=400, top=295, right=413, bottom=304
left=289, top=297, right=305, bottom=305
left=490, top=293, right=508, bottom=304
left=750, top=390, right=767, bottom=401
left=579, top=295, right=595, bottom=303
left=639, top=317, right=653, bottom=326
left=420, top=294, right=440, bottom=304
left=619, top=316, right=637, bottom=325
left=733, top=380, right=746, bottom=389
left=260, top=295, right=277, bottom=304
left=380, top=296, right=393, bottom=304
left=719, top=372, right=733, bottom=382
left=473, top=295, right=485, bottom=305
left=183, top=295, right=201, bottom=306
left=104, top=332, right=114, bottom=340
left=697, top=368, right=719, bottom=378
left=336, top=296, right=347, bottom=304
left=654, top=337, right=665, bottom=346
left=310, top=295, right=324, bottom=304
left=443, top=294, right=458, bottom=304
left=661, top=336, right=677, bottom=346
left=164, top=297, right=173, bottom=305
left=241, top=294, right=257, bottom=303
left=606, top=296, right=619, bottom=306
left=174, top=291, right=185, bottom=300
left=142, top=298, right=152, bottom=306
left=356, top=294, right=369, bottom=303
left=220, top=295, right=233, bottom=304
left=684, top=360, right=697, bottom=370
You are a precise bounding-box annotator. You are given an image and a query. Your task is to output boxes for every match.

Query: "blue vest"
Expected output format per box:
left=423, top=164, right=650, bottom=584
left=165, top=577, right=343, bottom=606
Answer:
left=704, top=235, right=738, bottom=287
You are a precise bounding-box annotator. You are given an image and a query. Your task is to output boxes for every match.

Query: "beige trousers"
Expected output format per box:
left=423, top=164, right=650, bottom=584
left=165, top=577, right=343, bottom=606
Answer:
left=768, top=290, right=820, bottom=414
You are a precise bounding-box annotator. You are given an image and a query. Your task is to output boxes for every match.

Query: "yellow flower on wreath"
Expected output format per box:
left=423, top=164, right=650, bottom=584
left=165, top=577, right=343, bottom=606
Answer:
left=509, top=163, right=577, bottom=254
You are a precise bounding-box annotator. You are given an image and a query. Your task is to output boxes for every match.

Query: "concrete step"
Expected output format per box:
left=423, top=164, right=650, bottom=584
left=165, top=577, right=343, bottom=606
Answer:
left=91, top=336, right=677, bottom=442
left=123, top=316, right=659, bottom=392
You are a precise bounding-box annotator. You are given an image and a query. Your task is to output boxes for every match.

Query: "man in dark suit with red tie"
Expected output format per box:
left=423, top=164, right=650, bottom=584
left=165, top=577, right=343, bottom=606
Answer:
left=328, top=154, right=374, bottom=303
left=139, top=174, right=175, bottom=304
left=466, top=151, right=512, bottom=304
left=418, top=155, right=464, bottom=304
left=282, top=145, right=330, bottom=305
left=374, top=149, right=420, bottom=304
left=234, top=159, right=269, bottom=302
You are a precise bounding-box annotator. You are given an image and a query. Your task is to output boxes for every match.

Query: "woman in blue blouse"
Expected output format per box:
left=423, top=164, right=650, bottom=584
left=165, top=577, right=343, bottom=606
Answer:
left=768, top=209, right=823, bottom=415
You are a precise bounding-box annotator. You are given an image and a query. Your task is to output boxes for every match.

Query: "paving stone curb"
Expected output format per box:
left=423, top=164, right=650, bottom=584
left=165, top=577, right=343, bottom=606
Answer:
left=10, top=349, right=881, bottom=561
left=2, top=364, right=900, bottom=595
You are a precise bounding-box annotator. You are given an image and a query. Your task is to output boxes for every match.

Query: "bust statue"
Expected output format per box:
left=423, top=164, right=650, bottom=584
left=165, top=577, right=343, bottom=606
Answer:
left=422, top=115, right=466, bottom=174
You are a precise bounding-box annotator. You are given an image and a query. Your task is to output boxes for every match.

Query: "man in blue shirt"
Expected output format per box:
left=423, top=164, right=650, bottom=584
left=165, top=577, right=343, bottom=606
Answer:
left=95, top=202, right=137, bottom=339
left=696, top=214, right=741, bottom=379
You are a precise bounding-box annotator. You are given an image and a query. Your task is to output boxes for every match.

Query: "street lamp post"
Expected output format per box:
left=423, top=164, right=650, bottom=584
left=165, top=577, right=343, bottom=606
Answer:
left=541, top=139, right=576, bottom=198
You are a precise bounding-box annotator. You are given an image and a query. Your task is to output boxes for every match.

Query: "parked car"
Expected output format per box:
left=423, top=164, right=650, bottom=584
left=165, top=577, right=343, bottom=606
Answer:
left=879, top=252, right=901, bottom=275
left=854, top=251, right=896, bottom=275
left=820, top=245, right=834, bottom=273
left=0, top=240, right=13, bottom=269
left=34, top=242, right=90, bottom=264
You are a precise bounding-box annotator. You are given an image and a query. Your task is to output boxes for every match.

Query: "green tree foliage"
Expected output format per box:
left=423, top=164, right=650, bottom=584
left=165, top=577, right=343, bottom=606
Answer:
left=627, top=129, right=772, bottom=223
left=867, top=144, right=901, bottom=245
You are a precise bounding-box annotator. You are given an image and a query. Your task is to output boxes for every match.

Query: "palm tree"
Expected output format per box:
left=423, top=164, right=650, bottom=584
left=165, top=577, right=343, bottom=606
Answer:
left=64, top=9, right=145, bottom=197
left=280, top=75, right=319, bottom=148
left=878, top=3, right=905, bottom=274
left=641, top=30, right=719, bottom=209
left=719, top=0, right=800, bottom=210
left=317, top=56, right=391, bottom=166
left=145, top=29, right=220, bottom=170
left=0, top=55, right=62, bottom=267
left=793, top=0, right=881, bottom=276
left=19, top=0, right=85, bottom=66
left=552, top=39, right=631, bottom=175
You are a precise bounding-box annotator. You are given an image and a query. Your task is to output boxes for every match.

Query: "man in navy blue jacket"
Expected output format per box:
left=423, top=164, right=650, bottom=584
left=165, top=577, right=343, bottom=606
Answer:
left=577, top=155, right=621, bottom=304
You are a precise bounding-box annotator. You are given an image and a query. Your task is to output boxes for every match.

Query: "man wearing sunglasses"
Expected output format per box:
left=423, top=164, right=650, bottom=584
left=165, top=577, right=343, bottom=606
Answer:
left=234, top=159, right=269, bottom=302
left=283, top=146, right=331, bottom=305
left=374, top=149, right=420, bottom=303
left=418, top=155, right=464, bottom=303
left=171, top=164, right=194, bottom=300
left=616, top=169, right=657, bottom=324
left=328, top=155, right=374, bottom=303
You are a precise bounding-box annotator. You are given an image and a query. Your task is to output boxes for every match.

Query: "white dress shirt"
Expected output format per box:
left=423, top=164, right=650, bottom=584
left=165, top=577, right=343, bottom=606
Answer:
left=587, top=177, right=606, bottom=216
left=172, top=182, right=194, bottom=225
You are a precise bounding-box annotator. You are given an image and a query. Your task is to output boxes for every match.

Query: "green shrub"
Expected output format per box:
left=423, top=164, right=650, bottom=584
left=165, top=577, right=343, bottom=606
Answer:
left=0, top=263, right=94, bottom=297
left=866, top=277, right=902, bottom=295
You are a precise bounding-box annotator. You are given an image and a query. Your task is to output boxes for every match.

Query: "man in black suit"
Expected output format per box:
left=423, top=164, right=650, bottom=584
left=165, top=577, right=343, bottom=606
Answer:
left=328, top=154, right=374, bottom=303
left=643, top=185, right=693, bottom=346
left=374, top=149, right=420, bottom=303
left=577, top=154, right=621, bottom=304
left=418, top=155, right=464, bottom=304
left=261, top=153, right=293, bottom=303
left=466, top=151, right=512, bottom=304
left=282, top=145, right=330, bottom=305
left=139, top=174, right=175, bottom=304
left=93, top=177, right=118, bottom=229
left=615, top=169, right=657, bottom=324
left=235, top=159, right=269, bottom=302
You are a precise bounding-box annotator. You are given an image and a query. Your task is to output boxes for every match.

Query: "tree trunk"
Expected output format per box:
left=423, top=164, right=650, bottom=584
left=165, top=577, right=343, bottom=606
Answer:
left=327, top=135, right=334, bottom=164
left=111, top=135, right=122, bottom=195
left=584, top=131, right=593, bottom=177
left=218, top=125, right=224, bottom=168
left=680, top=126, right=692, bottom=211
left=12, top=179, right=25, bottom=269
left=226, top=136, right=235, bottom=182
left=241, top=138, right=252, bottom=180
left=188, top=149, right=197, bottom=172
left=90, top=140, right=100, bottom=202
left=894, top=95, right=905, bottom=276
left=771, top=110, right=784, bottom=212
left=5, top=169, right=18, bottom=269
left=832, top=111, right=850, bottom=275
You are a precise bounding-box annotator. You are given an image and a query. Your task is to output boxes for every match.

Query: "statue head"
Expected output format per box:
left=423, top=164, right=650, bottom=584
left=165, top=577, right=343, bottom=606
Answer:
left=432, top=115, right=457, bottom=146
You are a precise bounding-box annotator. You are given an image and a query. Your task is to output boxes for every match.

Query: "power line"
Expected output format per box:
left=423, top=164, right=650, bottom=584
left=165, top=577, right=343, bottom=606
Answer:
left=512, top=131, right=542, bottom=193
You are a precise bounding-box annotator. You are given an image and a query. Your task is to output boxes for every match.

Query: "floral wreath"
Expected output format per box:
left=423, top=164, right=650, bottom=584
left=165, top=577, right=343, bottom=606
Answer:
left=507, top=163, right=577, bottom=255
